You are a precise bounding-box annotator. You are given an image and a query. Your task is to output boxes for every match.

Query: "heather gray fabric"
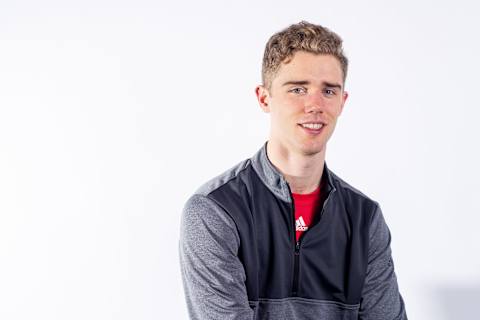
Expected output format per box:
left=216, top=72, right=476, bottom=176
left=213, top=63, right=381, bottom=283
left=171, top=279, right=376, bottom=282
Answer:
left=249, top=298, right=360, bottom=319
left=358, top=205, right=407, bottom=319
left=180, top=194, right=254, bottom=320
left=179, top=143, right=407, bottom=319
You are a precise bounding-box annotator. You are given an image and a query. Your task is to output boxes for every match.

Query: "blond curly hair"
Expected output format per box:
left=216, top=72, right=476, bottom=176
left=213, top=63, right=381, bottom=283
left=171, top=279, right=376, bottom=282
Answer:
left=261, top=21, right=348, bottom=90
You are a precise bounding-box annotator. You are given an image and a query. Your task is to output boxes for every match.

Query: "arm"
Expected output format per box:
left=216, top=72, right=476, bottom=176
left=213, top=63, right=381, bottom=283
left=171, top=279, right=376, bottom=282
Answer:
left=358, top=205, right=408, bottom=320
left=179, top=194, right=254, bottom=320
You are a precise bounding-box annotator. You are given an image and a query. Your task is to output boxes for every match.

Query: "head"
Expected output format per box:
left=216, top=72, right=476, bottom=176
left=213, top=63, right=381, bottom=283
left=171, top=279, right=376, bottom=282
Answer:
left=256, top=21, right=349, bottom=157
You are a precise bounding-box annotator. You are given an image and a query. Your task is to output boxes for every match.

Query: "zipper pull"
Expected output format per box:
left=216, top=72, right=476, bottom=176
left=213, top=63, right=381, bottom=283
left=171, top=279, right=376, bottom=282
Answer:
left=295, top=241, right=300, bottom=254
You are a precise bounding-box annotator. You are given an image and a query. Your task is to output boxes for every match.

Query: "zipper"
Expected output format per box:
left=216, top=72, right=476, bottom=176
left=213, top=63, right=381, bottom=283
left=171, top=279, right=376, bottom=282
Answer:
left=287, top=181, right=337, bottom=297
left=286, top=182, right=301, bottom=296
left=292, top=240, right=300, bottom=296
left=287, top=182, right=301, bottom=297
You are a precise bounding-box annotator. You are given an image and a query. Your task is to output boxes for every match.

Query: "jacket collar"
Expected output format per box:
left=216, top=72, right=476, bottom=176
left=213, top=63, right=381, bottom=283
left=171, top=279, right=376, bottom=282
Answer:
left=251, top=141, right=336, bottom=203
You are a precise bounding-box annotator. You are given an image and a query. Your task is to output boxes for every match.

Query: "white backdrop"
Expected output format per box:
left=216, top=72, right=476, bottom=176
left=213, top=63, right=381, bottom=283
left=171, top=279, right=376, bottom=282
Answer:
left=1, top=0, right=479, bottom=319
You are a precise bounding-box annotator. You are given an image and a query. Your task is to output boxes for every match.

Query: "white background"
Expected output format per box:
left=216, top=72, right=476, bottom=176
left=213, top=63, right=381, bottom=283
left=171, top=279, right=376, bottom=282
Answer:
left=1, top=0, right=479, bottom=319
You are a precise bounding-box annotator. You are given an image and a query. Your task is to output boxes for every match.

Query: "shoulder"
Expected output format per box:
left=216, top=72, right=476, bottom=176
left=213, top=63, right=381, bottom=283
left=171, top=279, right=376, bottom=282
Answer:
left=327, top=168, right=380, bottom=225
left=327, top=169, right=396, bottom=245
left=181, top=157, right=252, bottom=225
left=194, top=158, right=252, bottom=197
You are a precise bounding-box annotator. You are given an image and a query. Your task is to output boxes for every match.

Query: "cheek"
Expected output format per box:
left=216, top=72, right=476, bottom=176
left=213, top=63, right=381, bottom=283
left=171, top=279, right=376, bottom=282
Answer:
left=326, top=101, right=344, bottom=117
left=272, top=102, right=297, bottom=117
left=270, top=107, right=298, bottom=129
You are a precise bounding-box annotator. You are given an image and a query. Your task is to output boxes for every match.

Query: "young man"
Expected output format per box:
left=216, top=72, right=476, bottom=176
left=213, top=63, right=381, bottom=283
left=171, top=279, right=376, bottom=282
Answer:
left=179, top=21, right=407, bottom=320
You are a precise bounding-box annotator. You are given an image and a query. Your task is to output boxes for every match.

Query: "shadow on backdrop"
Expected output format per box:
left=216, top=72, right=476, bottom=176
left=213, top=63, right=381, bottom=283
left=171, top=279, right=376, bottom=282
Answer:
left=435, top=284, right=480, bottom=319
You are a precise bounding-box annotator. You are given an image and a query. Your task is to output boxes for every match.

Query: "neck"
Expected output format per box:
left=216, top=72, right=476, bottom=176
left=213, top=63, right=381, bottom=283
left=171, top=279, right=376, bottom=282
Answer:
left=266, top=140, right=326, bottom=194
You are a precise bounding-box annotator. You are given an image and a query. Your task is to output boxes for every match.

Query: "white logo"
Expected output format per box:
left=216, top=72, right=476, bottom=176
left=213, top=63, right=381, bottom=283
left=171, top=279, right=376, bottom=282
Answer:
left=295, top=216, right=308, bottom=231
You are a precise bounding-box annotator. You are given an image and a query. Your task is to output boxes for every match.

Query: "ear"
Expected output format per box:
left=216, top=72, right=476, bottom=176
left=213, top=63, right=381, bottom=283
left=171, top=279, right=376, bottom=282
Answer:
left=338, top=91, right=349, bottom=116
left=255, top=85, right=271, bottom=113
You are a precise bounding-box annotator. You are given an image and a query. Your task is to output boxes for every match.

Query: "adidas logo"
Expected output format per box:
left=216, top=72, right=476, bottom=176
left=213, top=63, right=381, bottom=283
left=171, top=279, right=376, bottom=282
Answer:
left=295, top=216, right=308, bottom=231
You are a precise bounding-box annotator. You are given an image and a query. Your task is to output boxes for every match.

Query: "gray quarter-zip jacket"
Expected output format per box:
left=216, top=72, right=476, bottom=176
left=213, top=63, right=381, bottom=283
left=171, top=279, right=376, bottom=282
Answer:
left=179, top=142, right=407, bottom=319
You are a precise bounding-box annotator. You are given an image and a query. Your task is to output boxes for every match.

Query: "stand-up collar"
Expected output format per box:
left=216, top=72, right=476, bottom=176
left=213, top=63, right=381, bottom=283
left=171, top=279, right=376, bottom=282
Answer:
left=251, top=141, right=336, bottom=203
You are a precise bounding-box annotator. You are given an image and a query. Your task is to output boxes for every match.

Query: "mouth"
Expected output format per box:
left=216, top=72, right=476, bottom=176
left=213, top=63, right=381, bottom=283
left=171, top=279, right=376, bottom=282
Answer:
left=298, top=122, right=325, bottom=135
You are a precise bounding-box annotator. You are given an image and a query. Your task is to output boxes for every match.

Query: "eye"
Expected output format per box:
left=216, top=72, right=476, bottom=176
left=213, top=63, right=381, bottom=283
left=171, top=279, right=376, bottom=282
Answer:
left=289, top=87, right=307, bottom=95
left=324, top=88, right=337, bottom=96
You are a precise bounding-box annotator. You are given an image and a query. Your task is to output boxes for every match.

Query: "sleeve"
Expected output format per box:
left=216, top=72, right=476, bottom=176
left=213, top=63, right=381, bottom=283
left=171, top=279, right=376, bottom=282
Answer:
left=358, top=204, right=408, bottom=320
left=178, top=194, right=255, bottom=320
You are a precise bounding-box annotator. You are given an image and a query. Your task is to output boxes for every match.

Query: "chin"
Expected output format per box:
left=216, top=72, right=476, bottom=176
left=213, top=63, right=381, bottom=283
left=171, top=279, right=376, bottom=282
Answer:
left=302, top=149, right=324, bottom=157
left=298, top=142, right=326, bottom=156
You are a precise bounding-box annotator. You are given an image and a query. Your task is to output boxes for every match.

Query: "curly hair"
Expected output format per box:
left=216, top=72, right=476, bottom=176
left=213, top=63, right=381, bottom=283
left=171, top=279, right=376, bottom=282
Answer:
left=261, top=21, right=348, bottom=90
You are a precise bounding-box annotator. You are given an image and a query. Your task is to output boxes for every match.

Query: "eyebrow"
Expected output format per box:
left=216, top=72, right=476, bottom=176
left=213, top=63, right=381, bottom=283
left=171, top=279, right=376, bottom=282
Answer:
left=282, top=80, right=343, bottom=90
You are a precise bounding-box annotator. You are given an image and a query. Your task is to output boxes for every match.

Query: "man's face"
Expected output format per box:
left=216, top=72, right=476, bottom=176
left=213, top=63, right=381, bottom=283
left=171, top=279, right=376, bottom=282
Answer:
left=256, top=51, right=348, bottom=156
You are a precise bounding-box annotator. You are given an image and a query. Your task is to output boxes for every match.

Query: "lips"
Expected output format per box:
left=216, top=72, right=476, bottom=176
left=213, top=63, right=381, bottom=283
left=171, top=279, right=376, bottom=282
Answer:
left=300, top=123, right=323, bottom=130
left=298, top=122, right=325, bottom=134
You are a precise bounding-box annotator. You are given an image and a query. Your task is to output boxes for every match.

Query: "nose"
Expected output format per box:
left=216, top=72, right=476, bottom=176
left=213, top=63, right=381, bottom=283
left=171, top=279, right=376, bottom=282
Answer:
left=304, top=91, right=325, bottom=113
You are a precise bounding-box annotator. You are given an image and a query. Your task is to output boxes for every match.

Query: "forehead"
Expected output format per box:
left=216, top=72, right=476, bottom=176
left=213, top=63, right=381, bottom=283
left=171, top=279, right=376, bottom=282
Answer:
left=272, top=51, right=344, bottom=86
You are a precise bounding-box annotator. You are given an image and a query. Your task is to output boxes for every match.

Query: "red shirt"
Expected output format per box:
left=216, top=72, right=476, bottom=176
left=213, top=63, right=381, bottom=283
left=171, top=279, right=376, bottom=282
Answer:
left=292, top=186, right=321, bottom=241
